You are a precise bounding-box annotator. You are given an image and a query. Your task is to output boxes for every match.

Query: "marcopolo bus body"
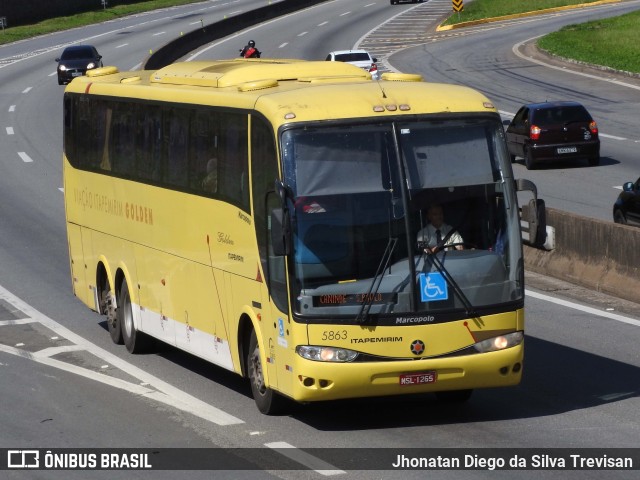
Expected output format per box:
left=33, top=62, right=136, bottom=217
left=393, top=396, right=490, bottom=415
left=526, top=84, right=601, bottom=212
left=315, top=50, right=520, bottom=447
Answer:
left=63, top=59, right=542, bottom=414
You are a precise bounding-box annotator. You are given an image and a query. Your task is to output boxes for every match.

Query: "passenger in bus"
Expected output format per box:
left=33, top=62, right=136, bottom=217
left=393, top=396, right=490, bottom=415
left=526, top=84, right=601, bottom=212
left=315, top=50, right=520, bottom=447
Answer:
left=202, top=157, right=218, bottom=193
left=416, top=203, right=464, bottom=253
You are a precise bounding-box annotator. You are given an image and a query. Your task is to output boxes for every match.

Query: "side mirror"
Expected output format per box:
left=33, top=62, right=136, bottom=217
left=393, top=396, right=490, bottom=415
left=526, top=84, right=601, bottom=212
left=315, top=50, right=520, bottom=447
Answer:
left=526, top=198, right=547, bottom=247
left=622, top=181, right=635, bottom=192
left=516, top=178, right=547, bottom=247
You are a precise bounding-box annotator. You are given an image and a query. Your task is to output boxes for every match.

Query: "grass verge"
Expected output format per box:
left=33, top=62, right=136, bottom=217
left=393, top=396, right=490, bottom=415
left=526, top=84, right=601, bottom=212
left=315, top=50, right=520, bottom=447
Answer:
left=441, top=0, right=602, bottom=25
left=0, top=0, right=206, bottom=46
left=441, top=0, right=639, bottom=75
left=537, top=10, right=640, bottom=74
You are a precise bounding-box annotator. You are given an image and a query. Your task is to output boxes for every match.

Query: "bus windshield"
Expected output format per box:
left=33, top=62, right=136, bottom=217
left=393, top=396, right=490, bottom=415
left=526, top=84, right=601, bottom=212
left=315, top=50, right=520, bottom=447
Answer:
left=280, top=117, right=522, bottom=320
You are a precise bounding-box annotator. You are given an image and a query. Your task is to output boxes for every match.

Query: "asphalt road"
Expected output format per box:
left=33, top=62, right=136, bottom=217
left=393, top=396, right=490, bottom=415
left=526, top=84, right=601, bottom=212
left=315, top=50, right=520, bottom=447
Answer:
left=383, top=0, right=640, bottom=222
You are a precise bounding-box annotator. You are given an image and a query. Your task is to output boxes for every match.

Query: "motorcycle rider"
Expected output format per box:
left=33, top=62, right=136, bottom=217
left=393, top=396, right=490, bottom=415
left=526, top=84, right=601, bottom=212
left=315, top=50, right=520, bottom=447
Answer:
left=239, top=40, right=261, bottom=59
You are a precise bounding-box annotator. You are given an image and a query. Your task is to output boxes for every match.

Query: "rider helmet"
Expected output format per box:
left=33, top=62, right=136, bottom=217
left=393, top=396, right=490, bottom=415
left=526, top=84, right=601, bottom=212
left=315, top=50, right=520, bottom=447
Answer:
left=248, top=40, right=255, bottom=47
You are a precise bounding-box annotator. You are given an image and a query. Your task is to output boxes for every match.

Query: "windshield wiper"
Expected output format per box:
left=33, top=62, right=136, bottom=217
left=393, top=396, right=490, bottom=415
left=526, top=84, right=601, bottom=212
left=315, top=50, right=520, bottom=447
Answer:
left=422, top=248, right=478, bottom=319
left=355, top=237, right=397, bottom=324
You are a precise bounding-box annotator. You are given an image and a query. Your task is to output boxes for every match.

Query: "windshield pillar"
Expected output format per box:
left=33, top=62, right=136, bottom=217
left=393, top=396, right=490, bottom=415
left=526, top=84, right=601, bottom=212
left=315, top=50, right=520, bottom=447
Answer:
left=391, top=122, right=418, bottom=311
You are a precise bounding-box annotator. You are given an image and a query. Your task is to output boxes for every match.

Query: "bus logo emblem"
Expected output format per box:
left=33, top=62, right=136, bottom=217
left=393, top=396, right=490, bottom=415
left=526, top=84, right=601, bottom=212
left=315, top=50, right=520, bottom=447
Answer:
left=410, top=340, right=425, bottom=355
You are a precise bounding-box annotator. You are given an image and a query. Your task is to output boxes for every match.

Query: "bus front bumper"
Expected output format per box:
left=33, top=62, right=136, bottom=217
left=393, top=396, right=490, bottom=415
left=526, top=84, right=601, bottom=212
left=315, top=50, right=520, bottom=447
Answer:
left=286, top=344, right=523, bottom=403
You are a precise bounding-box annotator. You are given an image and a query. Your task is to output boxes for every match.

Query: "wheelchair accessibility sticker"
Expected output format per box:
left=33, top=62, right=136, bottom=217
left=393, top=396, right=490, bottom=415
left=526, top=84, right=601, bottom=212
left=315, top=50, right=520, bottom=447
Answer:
left=277, top=317, right=288, bottom=347
left=419, top=273, right=448, bottom=302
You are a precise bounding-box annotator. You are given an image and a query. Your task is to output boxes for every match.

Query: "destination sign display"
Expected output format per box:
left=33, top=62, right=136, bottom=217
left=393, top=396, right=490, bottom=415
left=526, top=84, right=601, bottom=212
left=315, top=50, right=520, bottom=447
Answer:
left=312, top=293, right=397, bottom=307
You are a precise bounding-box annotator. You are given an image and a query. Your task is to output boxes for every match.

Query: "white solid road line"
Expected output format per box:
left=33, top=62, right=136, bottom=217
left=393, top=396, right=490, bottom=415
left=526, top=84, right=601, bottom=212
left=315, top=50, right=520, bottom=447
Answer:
left=265, top=442, right=346, bottom=476
left=526, top=289, right=640, bottom=327
left=0, top=284, right=244, bottom=426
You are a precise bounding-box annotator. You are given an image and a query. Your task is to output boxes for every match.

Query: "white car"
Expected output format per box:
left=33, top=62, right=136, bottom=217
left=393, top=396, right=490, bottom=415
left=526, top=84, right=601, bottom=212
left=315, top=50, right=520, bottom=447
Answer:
left=325, top=50, right=379, bottom=80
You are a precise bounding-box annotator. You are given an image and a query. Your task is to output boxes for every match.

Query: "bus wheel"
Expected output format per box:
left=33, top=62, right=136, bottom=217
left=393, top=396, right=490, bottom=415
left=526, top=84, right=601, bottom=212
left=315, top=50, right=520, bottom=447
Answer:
left=119, top=278, right=152, bottom=354
left=247, top=329, right=285, bottom=415
left=106, top=289, right=123, bottom=344
left=435, top=389, right=473, bottom=403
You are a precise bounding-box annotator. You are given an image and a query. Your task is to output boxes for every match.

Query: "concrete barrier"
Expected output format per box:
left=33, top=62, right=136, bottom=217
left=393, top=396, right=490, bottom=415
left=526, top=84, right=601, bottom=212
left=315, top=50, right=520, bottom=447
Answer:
left=524, top=207, right=640, bottom=304
left=144, top=0, right=330, bottom=70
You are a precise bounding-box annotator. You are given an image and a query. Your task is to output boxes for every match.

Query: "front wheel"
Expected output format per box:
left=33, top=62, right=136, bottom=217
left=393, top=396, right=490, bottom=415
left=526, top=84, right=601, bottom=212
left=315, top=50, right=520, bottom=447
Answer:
left=247, top=329, right=286, bottom=415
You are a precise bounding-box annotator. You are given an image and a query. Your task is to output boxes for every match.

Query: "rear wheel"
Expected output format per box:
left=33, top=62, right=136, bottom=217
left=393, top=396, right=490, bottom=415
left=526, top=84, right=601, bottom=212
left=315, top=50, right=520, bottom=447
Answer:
left=524, top=147, right=536, bottom=170
left=106, top=288, right=122, bottom=345
left=588, top=155, right=600, bottom=166
left=119, top=278, right=153, bottom=354
left=247, top=329, right=286, bottom=415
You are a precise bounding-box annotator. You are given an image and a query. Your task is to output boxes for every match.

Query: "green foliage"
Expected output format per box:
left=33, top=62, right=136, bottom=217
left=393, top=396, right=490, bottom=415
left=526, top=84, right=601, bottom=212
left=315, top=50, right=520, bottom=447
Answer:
left=442, top=0, right=600, bottom=25
left=441, top=0, right=640, bottom=75
left=0, top=0, right=206, bottom=45
left=537, top=11, right=640, bottom=73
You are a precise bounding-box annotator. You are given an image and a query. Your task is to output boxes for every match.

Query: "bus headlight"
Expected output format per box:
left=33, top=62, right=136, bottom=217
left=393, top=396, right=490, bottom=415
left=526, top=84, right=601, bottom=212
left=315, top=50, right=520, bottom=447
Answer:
left=473, top=331, right=523, bottom=353
left=296, top=345, right=359, bottom=362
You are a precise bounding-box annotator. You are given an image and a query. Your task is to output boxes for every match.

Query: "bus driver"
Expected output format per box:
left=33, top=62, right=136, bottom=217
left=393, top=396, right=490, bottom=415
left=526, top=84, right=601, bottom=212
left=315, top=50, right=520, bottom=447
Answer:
left=416, top=203, right=464, bottom=254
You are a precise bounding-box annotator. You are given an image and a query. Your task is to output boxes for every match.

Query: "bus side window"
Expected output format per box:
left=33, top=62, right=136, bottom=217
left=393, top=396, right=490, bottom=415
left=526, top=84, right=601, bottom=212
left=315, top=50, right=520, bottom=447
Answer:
left=165, top=109, right=189, bottom=188
left=190, top=110, right=217, bottom=194
left=136, top=106, right=163, bottom=182
left=110, top=103, right=136, bottom=178
left=218, top=113, right=249, bottom=211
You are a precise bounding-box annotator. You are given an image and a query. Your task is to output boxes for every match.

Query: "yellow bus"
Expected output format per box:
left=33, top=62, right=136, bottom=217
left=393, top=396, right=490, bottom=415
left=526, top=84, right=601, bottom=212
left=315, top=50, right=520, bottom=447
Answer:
left=63, top=59, right=543, bottom=414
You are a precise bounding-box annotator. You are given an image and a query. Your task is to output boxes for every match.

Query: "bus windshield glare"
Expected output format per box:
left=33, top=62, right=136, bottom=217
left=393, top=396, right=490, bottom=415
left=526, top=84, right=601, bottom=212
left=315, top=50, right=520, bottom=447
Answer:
left=280, top=118, right=522, bottom=319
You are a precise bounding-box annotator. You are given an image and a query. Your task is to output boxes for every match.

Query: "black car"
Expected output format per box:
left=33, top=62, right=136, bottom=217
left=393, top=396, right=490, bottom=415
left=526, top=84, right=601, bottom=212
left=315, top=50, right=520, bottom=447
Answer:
left=505, top=101, right=600, bottom=170
left=56, top=45, right=102, bottom=85
left=613, top=177, right=640, bottom=227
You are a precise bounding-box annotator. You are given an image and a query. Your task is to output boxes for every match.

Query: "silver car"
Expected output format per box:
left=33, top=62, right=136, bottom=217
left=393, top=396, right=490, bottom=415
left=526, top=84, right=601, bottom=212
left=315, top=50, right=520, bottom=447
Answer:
left=325, top=49, right=379, bottom=80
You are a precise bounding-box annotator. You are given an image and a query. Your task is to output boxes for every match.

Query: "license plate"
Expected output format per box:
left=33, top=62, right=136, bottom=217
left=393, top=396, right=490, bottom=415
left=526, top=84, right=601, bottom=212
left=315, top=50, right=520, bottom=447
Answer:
left=72, top=72, right=83, bottom=77
left=557, top=146, right=577, bottom=154
left=399, top=371, right=437, bottom=386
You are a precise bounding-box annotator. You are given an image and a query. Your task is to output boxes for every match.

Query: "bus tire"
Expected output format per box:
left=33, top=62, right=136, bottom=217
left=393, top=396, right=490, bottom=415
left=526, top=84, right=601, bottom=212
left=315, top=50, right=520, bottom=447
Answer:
left=106, top=289, right=123, bottom=344
left=435, top=389, right=473, bottom=403
left=119, top=278, right=152, bottom=354
left=247, top=329, right=286, bottom=415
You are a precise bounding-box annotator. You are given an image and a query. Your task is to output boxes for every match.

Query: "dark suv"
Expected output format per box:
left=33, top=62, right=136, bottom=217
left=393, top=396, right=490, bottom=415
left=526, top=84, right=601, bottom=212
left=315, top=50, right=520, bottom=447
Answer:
left=613, top=177, right=640, bottom=227
left=505, top=101, right=600, bottom=170
left=56, top=45, right=103, bottom=85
